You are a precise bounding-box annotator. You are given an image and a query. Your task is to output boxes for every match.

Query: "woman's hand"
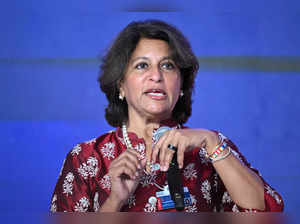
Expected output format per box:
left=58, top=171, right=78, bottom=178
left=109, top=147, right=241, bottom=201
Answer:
left=107, top=150, right=146, bottom=209
left=152, top=129, right=219, bottom=171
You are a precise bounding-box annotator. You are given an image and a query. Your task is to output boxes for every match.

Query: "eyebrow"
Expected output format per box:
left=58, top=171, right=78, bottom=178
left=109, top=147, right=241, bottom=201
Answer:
left=129, top=56, right=174, bottom=65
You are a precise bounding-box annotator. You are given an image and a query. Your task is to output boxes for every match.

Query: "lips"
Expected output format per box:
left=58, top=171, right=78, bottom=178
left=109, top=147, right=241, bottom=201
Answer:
left=144, top=89, right=166, bottom=96
left=144, top=89, right=167, bottom=99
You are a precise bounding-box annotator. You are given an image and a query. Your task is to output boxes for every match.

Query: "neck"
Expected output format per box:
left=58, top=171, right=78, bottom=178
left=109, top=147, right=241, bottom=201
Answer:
left=126, top=114, right=173, bottom=141
left=126, top=118, right=160, bottom=141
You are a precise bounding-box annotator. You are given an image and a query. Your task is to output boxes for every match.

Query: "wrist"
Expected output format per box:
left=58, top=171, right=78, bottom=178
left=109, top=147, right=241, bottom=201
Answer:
left=100, top=194, right=123, bottom=212
left=206, top=131, right=220, bottom=154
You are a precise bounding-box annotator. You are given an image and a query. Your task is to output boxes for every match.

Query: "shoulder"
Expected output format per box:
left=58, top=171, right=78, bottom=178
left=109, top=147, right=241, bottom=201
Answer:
left=66, top=129, right=120, bottom=165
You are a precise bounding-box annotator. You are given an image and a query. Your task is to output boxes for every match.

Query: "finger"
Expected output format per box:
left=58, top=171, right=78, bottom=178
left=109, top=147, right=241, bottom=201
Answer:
left=140, top=158, right=147, bottom=167
left=125, top=150, right=143, bottom=170
left=109, top=163, right=136, bottom=180
left=160, top=131, right=177, bottom=171
left=158, top=136, right=170, bottom=171
left=177, top=141, right=186, bottom=169
left=117, top=157, right=140, bottom=178
left=120, top=162, right=139, bottom=179
left=120, top=164, right=137, bottom=180
left=109, top=162, right=134, bottom=179
left=163, top=148, right=176, bottom=171
left=110, top=156, right=139, bottom=179
left=116, top=150, right=142, bottom=170
left=152, top=131, right=169, bottom=163
left=136, top=158, right=147, bottom=177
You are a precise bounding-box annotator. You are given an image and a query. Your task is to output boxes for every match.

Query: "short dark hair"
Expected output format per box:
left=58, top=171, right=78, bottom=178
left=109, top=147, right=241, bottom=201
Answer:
left=98, top=19, right=199, bottom=127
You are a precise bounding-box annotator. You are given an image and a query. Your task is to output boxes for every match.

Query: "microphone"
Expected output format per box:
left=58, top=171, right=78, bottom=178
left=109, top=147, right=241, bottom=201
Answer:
left=154, top=126, right=185, bottom=211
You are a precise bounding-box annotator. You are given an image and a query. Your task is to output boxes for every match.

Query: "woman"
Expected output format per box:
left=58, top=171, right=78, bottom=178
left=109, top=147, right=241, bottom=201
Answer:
left=51, top=20, right=283, bottom=212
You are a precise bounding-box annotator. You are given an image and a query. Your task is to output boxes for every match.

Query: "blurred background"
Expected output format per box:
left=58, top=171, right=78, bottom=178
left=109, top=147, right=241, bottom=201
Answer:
left=0, top=0, right=299, bottom=214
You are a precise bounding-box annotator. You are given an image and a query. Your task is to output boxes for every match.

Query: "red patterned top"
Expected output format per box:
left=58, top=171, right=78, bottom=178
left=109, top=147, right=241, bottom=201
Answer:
left=50, top=122, right=284, bottom=212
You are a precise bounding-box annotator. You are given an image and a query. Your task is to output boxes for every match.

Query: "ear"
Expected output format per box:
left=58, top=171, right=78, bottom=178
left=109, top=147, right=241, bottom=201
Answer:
left=118, top=80, right=124, bottom=97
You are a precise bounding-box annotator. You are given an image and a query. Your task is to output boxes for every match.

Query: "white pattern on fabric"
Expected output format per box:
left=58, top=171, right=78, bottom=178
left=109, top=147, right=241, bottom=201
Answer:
left=74, top=197, right=90, bottom=212
left=144, top=202, right=156, bottom=212
left=213, top=206, right=217, bottom=212
left=245, top=208, right=257, bottom=213
left=93, top=192, right=99, bottom=212
left=222, top=191, right=232, bottom=204
left=198, top=148, right=210, bottom=165
left=213, top=173, right=219, bottom=190
left=127, top=194, right=136, bottom=208
left=134, top=143, right=146, bottom=159
left=265, top=185, right=282, bottom=204
left=50, top=194, right=57, bottom=212
left=77, top=157, right=99, bottom=179
left=118, top=136, right=125, bottom=145
left=101, top=142, right=115, bottom=160
left=201, top=180, right=212, bottom=204
left=183, top=163, right=197, bottom=180
left=100, top=174, right=111, bottom=190
left=139, top=171, right=158, bottom=188
left=85, top=138, right=96, bottom=145
left=232, top=204, right=240, bottom=212
left=63, top=172, right=74, bottom=196
left=185, top=194, right=198, bottom=212
left=71, top=144, right=82, bottom=156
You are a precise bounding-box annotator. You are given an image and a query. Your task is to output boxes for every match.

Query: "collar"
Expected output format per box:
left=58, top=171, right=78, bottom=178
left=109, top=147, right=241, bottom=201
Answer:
left=115, top=119, right=180, bottom=140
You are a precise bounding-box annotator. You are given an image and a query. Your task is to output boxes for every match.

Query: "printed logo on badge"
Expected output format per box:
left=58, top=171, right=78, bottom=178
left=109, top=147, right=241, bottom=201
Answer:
left=155, top=186, right=192, bottom=211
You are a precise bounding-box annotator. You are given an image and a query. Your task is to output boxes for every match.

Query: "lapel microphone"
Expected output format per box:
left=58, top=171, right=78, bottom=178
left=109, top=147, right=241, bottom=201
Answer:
left=154, top=126, right=185, bottom=211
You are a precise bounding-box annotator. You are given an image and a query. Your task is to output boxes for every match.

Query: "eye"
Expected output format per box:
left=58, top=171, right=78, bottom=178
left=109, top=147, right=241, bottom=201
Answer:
left=161, top=61, right=176, bottom=70
left=135, top=62, right=148, bottom=70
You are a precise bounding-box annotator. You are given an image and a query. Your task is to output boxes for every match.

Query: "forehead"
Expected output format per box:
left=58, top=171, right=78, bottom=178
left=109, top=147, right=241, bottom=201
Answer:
left=130, top=38, right=171, bottom=59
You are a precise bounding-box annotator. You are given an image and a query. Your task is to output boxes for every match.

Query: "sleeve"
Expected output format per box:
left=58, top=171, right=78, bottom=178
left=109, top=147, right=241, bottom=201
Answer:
left=50, top=143, right=100, bottom=212
left=212, top=134, right=284, bottom=212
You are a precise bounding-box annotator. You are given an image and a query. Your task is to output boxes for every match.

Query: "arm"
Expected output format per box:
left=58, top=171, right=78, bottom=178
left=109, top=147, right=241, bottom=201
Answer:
left=212, top=137, right=284, bottom=212
left=98, top=150, right=146, bottom=212
left=50, top=144, right=96, bottom=212
left=212, top=144, right=265, bottom=210
left=152, top=128, right=284, bottom=212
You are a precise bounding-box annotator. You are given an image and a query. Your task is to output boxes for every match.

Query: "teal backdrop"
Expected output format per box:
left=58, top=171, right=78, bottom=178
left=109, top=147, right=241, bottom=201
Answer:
left=0, top=0, right=299, bottom=214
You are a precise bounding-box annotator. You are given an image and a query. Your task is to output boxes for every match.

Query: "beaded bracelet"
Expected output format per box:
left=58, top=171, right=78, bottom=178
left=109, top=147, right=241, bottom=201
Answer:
left=210, top=147, right=232, bottom=162
left=204, top=134, right=222, bottom=158
left=209, top=141, right=227, bottom=159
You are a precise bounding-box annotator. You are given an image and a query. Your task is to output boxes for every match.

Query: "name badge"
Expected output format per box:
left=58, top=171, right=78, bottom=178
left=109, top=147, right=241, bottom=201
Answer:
left=155, top=186, right=192, bottom=211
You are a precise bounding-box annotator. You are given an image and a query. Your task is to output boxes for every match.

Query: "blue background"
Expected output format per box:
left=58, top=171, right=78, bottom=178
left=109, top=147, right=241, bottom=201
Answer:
left=0, top=0, right=299, bottom=213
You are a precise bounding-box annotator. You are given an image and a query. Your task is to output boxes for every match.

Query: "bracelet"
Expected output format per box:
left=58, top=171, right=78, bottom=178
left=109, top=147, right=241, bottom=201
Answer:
left=210, top=147, right=231, bottom=162
left=204, top=133, right=223, bottom=159
left=209, top=141, right=227, bottom=159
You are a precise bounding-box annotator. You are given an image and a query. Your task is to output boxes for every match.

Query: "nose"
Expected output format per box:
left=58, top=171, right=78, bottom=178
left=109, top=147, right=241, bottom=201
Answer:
left=149, top=66, right=163, bottom=82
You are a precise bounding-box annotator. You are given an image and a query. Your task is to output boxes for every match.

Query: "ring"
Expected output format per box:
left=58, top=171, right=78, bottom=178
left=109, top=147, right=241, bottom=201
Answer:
left=167, top=144, right=178, bottom=151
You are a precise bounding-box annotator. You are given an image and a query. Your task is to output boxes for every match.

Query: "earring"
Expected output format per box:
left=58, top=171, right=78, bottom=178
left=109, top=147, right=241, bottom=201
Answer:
left=180, top=90, right=184, bottom=97
left=119, top=93, right=124, bottom=100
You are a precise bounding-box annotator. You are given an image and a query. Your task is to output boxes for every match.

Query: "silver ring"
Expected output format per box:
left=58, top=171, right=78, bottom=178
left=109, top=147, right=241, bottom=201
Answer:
left=167, top=144, right=178, bottom=151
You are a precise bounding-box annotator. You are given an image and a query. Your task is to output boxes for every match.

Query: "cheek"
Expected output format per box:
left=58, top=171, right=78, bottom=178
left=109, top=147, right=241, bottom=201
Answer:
left=124, top=79, right=143, bottom=98
left=171, top=76, right=182, bottom=91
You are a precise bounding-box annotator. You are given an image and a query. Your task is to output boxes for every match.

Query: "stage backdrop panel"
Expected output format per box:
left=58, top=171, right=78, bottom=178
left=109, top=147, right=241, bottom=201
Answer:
left=1, top=0, right=299, bottom=213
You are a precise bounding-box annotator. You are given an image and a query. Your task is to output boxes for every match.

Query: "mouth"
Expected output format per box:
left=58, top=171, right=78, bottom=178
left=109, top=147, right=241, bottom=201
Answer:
left=144, top=89, right=167, bottom=99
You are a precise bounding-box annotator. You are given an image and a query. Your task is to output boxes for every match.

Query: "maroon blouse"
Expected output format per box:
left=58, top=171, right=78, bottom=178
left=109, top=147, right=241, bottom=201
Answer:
left=50, top=122, right=284, bottom=212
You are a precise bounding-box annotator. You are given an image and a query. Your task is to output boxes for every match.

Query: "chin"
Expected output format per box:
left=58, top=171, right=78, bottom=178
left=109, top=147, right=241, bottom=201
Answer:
left=145, top=109, right=172, bottom=119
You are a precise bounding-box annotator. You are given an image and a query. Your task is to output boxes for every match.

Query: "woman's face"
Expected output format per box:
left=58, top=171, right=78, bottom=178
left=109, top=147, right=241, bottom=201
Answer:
left=120, top=38, right=181, bottom=122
